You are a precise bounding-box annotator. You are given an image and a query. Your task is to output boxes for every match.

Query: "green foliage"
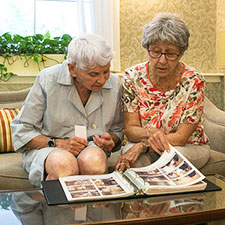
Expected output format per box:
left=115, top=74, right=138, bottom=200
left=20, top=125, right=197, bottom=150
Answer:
left=0, top=32, right=72, bottom=82
left=0, top=32, right=72, bottom=55
left=0, top=64, right=17, bottom=81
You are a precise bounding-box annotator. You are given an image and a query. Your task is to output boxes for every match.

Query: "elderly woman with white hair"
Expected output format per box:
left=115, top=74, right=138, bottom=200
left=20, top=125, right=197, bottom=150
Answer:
left=116, top=13, right=210, bottom=172
left=11, top=34, right=123, bottom=187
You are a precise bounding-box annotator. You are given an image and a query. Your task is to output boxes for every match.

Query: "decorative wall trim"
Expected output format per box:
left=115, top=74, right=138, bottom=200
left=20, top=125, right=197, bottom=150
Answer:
left=0, top=74, right=36, bottom=84
left=2, top=72, right=224, bottom=84
left=1, top=72, right=224, bottom=110
left=202, top=73, right=225, bottom=83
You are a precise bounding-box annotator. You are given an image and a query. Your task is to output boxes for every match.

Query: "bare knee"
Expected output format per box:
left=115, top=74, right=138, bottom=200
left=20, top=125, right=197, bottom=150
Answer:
left=78, top=147, right=107, bottom=175
left=45, top=149, right=79, bottom=180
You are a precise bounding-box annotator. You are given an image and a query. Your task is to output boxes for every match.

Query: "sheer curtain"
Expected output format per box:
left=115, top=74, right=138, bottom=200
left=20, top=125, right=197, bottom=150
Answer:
left=64, top=0, right=121, bottom=71
left=77, top=0, right=88, bottom=34
left=89, top=0, right=121, bottom=72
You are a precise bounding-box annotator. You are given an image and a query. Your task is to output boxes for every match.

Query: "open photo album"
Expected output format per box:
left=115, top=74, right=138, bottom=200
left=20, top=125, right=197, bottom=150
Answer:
left=58, top=145, right=207, bottom=202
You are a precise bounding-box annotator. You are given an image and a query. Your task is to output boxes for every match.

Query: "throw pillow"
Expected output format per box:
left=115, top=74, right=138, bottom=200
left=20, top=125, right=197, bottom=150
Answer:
left=0, top=108, right=20, bottom=153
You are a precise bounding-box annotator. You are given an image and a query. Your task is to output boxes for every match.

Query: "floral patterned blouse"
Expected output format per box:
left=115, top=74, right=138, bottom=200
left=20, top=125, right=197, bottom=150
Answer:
left=122, top=61, right=209, bottom=145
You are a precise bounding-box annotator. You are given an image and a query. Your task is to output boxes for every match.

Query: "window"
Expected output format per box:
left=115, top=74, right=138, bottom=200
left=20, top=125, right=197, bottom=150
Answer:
left=0, top=0, right=91, bottom=37
left=0, top=0, right=121, bottom=71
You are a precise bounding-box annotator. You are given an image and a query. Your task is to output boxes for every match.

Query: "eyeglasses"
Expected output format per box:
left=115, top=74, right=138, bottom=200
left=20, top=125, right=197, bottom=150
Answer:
left=148, top=50, right=180, bottom=61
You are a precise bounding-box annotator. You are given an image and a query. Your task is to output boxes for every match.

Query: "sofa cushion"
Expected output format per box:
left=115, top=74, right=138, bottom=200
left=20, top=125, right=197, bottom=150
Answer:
left=0, top=88, right=30, bottom=108
left=0, top=152, right=34, bottom=190
left=200, top=150, right=225, bottom=176
left=0, top=108, right=20, bottom=153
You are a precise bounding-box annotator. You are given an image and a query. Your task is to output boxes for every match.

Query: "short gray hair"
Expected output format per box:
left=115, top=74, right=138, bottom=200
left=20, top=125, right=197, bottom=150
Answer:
left=67, top=33, right=113, bottom=70
left=142, top=13, right=190, bottom=54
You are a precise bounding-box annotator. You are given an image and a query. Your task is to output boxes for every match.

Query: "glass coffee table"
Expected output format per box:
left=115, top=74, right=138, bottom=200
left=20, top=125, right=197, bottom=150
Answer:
left=0, top=175, right=225, bottom=225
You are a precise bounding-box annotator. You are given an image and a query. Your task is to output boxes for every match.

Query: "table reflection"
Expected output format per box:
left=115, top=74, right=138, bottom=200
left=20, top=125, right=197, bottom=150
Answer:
left=10, top=191, right=206, bottom=225
left=10, top=191, right=121, bottom=225
left=121, top=196, right=205, bottom=219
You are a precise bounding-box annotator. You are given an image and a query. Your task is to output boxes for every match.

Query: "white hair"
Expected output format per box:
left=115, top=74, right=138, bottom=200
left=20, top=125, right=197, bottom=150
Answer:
left=67, top=33, right=113, bottom=70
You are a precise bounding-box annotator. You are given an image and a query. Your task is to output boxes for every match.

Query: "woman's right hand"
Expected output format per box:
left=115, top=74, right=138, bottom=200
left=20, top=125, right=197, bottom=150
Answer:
left=57, top=136, right=88, bottom=156
left=147, top=128, right=170, bottom=155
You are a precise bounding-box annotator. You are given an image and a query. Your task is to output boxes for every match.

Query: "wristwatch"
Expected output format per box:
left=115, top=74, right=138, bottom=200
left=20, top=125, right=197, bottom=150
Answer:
left=48, top=137, right=56, bottom=147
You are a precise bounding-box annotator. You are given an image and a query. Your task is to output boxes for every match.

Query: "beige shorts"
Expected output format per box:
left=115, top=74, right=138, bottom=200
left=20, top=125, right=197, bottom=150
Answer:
left=21, top=141, right=101, bottom=187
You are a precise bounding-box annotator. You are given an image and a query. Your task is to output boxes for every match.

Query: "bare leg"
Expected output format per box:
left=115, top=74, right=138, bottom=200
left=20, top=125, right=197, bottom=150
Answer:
left=45, top=149, right=79, bottom=180
left=78, top=146, right=107, bottom=175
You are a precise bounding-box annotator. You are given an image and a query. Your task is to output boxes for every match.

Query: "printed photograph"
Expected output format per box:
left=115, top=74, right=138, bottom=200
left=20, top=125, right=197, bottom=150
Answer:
left=138, top=174, right=167, bottom=181
left=160, top=153, right=184, bottom=173
left=70, top=190, right=100, bottom=198
left=65, top=179, right=92, bottom=186
left=173, top=170, right=201, bottom=185
left=135, top=169, right=161, bottom=176
left=66, top=184, right=96, bottom=192
left=98, top=185, right=126, bottom=196
left=93, top=178, right=118, bottom=186
left=166, top=161, right=192, bottom=179
left=142, top=176, right=172, bottom=186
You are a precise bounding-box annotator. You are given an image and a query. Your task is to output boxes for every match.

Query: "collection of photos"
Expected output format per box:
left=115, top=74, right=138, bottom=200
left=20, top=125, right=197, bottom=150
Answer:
left=135, top=151, right=202, bottom=187
left=60, top=148, right=205, bottom=201
left=64, top=177, right=125, bottom=199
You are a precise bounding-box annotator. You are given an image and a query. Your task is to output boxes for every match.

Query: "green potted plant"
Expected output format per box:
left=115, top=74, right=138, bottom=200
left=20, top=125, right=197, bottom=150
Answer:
left=0, top=64, right=17, bottom=81
left=0, top=32, right=72, bottom=81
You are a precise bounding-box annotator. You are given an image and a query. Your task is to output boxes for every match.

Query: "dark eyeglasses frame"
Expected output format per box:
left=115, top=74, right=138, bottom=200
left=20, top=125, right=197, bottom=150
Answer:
left=148, top=50, right=180, bottom=61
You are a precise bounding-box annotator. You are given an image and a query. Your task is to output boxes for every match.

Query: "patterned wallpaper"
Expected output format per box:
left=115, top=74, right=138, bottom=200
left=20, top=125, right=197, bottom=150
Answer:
left=217, top=0, right=225, bottom=30
left=217, top=0, right=225, bottom=71
left=120, top=0, right=217, bottom=73
left=120, top=0, right=225, bottom=110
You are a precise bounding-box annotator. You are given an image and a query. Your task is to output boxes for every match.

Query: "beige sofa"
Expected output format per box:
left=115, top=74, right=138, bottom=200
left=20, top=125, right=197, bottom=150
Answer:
left=0, top=88, right=225, bottom=191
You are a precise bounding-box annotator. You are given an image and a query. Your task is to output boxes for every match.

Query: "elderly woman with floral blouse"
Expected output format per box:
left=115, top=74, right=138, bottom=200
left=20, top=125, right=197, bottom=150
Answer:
left=116, top=13, right=210, bottom=172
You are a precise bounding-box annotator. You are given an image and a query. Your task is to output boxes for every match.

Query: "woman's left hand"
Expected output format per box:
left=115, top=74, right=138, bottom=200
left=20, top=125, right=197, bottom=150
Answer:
left=93, top=132, right=115, bottom=152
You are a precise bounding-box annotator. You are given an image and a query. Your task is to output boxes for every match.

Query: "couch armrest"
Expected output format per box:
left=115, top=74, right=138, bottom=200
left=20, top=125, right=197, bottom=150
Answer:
left=203, top=97, right=225, bottom=154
